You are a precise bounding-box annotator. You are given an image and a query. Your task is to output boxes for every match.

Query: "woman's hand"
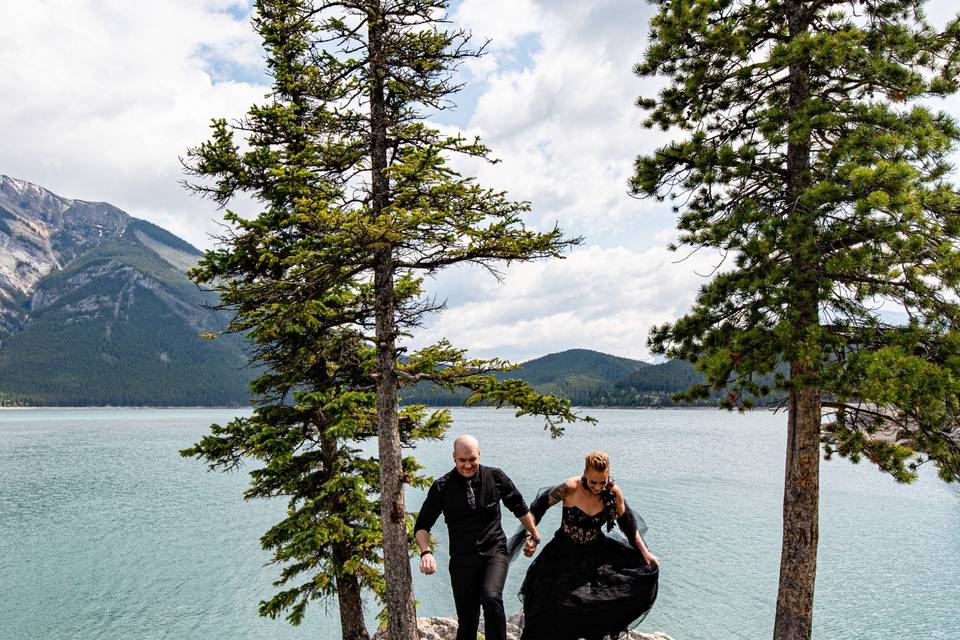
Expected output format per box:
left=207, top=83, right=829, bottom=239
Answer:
left=643, top=552, right=660, bottom=568
left=523, top=533, right=540, bottom=557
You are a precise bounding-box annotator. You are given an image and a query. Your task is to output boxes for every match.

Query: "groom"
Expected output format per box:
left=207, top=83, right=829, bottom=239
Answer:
left=414, top=434, right=540, bottom=640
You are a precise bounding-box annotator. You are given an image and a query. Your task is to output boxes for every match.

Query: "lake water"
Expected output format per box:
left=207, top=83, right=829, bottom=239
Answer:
left=0, top=407, right=957, bottom=640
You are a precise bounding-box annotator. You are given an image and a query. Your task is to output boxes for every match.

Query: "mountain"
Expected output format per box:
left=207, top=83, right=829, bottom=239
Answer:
left=506, top=348, right=648, bottom=395
left=508, top=348, right=649, bottom=384
left=349, top=345, right=776, bottom=407
left=400, top=350, right=781, bottom=407
left=0, top=175, right=253, bottom=406
left=400, top=349, right=654, bottom=406
left=0, top=176, right=773, bottom=408
left=0, top=177, right=127, bottom=334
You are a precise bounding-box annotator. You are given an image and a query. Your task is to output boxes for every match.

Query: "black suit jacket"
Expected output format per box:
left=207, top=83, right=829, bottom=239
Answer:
left=414, top=464, right=529, bottom=557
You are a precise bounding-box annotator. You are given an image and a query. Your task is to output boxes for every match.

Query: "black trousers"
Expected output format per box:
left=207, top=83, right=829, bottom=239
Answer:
left=449, top=552, right=509, bottom=640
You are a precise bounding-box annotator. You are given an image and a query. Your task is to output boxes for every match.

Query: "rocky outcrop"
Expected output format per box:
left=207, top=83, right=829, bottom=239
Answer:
left=0, top=175, right=130, bottom=334
left=372, top=618, right=459, bottom=640
left=0, top=176, right=128, bottom=276
left=371, top=613, right=673, bottom=640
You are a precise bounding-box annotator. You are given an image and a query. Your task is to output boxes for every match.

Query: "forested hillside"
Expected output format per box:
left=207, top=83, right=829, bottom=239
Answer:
left=0, top=177, right=768, bottom=408
left=400, top=350, right=744, bottom=407
left=0, top=177, right=253, bottom=406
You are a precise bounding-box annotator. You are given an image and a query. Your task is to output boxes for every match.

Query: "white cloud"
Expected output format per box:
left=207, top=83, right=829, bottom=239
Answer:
left=3, top=0, right=957, bottom=363
left=453, top=0, right=541, bottom=52
left=451, top=0, right=542, bottom=78
left=0, top=0, right=267, bottom=248
left=411, top=0, right=701, bottom=360
left=450, top=0, right=674, bottom=244
left=410, top=243, right=720, bottom=363
left=422, top=0, right=960, bottom=361
left=452, top=0, right=960, bottom=242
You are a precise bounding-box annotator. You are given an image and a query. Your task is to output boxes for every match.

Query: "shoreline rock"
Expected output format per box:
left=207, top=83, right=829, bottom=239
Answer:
left=371, top=613, right=673, bottom=640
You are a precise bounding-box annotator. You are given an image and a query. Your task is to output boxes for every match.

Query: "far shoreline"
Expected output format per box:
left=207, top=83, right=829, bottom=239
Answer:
left=0, top=405, right=253, bottom=411
left=0, top=404, right=763, bottom=412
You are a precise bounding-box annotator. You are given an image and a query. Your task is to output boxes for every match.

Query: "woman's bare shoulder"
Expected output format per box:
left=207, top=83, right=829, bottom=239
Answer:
left=547, top=476, right=581, bottom=504
left=551, top=477, right=580, bottom=494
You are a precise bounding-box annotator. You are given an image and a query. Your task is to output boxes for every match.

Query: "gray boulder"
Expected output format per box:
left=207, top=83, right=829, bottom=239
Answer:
left=372, top=613, right=673, bottom=639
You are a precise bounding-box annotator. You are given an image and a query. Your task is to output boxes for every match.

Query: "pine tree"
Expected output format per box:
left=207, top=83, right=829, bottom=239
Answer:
left=181, top=335, right=391, bottom=639
left=632, top=1, right=960, bottom=638
left=182, top=1, right=586, bottom=638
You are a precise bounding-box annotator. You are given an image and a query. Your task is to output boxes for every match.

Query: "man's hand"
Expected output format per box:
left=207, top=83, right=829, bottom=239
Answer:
left=419, top=552, right=437, bottom=575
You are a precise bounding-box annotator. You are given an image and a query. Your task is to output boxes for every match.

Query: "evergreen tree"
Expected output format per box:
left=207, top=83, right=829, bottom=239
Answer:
left=182, top=1, right=586, bottom=638
left=181, top=335, right=391, bottom=639
left=632, top=1, right=960, bottom=638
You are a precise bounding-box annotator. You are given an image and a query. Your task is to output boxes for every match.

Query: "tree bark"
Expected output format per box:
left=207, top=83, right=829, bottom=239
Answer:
left=322, top=432, right=371, bottom=640
left=374, top=252, right=417, bottom=640
left=774, top=381, right=820, bottom=640
left=368, top=3, right=418, bottom=639
left=335, top=546, right=372, bottom=640
left=774, top=2, right=820, bottom=639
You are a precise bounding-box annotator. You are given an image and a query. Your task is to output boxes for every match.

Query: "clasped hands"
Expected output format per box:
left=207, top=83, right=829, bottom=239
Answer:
left=523, top=532, right=541, bottom=557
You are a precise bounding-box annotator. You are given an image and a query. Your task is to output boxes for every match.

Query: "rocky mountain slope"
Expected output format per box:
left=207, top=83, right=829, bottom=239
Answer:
left=0, top=175, right=252, bottom=406
left=0, top=176, right=129, bottom=334
left=0, top=175, right=766, bottom=407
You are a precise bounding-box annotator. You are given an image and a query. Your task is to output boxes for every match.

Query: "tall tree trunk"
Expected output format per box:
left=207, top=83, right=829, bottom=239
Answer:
left=368, top=3, right=418, bottom=639
left=322, top=432, right=371, bottom=640
left=335, top=546, right=371, bottom=640
left=775, top=2, right=820, bottom=639
left=774, top=380, right=820, bottom=640
left=374, top=253, right=417, bottom=640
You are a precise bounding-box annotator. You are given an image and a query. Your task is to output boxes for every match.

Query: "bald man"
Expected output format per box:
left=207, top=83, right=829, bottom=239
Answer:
left=414, top=435, right=540, bottom=640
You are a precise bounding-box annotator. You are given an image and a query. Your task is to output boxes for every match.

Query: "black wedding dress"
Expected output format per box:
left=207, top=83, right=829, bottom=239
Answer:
left=509, top=492, right=659, bottom=640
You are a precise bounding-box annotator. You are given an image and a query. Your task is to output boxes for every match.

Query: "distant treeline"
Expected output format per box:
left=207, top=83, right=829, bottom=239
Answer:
left=400, top=350, right=785, bottom=408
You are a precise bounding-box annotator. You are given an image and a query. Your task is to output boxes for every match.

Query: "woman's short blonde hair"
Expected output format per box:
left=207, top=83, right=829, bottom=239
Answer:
left=584, top=450, right=610, bottom=473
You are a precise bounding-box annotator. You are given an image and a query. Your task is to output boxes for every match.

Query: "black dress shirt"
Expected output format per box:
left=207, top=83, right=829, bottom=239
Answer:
left=414, top=464, right=529, bottom=557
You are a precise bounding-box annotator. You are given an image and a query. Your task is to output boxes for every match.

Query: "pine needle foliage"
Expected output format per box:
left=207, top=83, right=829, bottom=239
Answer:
left=633, top=1, right=960, bottom=637
left=634, top=0, right=960, bottom=487
left=181, top=1, right=587, bottom=638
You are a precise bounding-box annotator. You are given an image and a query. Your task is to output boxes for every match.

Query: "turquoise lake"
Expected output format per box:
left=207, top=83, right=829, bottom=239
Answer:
left=0, top=407, right=957, bottom=639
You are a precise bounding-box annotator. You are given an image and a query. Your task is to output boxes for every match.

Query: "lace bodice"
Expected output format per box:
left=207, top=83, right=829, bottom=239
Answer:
left=559, top=505, right=607, bottom=544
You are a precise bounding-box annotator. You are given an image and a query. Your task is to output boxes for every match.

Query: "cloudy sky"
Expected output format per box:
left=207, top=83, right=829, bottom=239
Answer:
left=1, top=0, right=958, bottom=362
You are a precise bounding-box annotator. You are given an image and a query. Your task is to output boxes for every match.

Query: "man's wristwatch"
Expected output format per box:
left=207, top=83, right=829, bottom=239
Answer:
left=420, top=549, right=434, bottom=557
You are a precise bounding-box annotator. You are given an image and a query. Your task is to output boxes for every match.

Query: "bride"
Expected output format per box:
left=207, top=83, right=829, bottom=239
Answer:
left=511, top=451, right=660, bottom=640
